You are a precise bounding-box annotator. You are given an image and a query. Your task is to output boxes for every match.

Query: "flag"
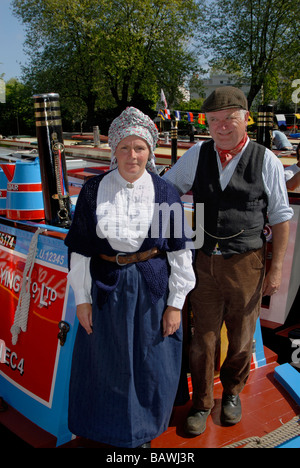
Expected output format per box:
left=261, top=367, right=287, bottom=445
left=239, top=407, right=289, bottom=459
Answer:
left=295, top=114, right=300, bottom=120
left=187, top=112, right=194, bottom=123
left=174, top=110, right=181, bottom=121
left=161, top=89, right=168, bottom=108
left=276, top=114, right=286, bottom=127
left=165, top=109, right=171, bottom=120
left=158, top=109, right=166, bottom=120
left=198, top=113, right=205, bottom=125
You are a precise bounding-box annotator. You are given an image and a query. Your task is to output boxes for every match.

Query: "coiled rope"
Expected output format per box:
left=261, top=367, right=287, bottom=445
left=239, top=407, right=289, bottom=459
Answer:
left=223, top=415, right=300, bottom=448
left=11, top=228, right=45, bottom=345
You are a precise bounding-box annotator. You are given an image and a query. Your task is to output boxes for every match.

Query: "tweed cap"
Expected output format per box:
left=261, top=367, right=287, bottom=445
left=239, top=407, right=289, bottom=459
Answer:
left=202, top=86, right=248, bottom=113
left=108, top=107, right=158, bottom=159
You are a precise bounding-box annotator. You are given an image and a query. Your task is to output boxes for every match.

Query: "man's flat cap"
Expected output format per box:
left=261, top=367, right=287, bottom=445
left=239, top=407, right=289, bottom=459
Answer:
left=202, top=86, right=248, bottom=113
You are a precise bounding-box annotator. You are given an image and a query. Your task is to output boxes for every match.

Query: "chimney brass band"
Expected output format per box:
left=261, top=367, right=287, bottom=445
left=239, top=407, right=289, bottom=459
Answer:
left=35, top=119, right=63, bottom=127
left=34, top=110, right=61, bottom=118
left=34, top=101, right=60, bottom=109
left=257, top=112, right=273, bottom=127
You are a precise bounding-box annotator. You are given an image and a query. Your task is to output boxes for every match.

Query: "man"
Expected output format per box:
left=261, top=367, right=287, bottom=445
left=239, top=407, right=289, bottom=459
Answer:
left=272, top=129, right=293, bottom=151
left=163, top=87, right=294, bottom=436
left=285, top=143, right=300, bottom=193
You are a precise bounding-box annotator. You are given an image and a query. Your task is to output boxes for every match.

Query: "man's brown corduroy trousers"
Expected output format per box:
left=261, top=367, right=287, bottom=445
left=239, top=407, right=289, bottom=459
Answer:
left=189, top=247, right=266, bottom=410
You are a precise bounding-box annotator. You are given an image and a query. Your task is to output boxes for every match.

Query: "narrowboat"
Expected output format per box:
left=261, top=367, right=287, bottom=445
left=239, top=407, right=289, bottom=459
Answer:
left=0, top=95, right=299, bottom=449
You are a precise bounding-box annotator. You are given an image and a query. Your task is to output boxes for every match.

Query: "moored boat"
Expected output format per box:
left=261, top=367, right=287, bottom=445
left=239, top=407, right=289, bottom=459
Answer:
left=1, top=131, right=298, bottom=168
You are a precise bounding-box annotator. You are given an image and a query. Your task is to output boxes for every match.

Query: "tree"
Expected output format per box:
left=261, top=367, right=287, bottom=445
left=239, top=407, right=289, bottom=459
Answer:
left=196, top=0, right=300, bottom=109
left=12, top=0, right=202, bottom=130
left=0, top=79, right=35, bottom=135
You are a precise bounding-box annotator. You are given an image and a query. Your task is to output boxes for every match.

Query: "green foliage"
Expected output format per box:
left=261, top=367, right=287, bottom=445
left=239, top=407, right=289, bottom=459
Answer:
left=6, top=0, right=299, bottom=132
left=196, top=0, right=300, bottom=109
left=11, top=0, right=202, bottom=131
left=0, top=79, right=35, bottom=136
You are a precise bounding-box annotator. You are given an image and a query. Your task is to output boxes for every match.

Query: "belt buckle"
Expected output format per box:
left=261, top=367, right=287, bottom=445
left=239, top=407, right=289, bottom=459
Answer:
left=116, top=252, right=127, bottom=266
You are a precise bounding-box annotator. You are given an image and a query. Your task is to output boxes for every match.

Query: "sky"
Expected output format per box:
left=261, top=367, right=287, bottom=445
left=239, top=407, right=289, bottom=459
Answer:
left=0, top=0, right=26, bottom=81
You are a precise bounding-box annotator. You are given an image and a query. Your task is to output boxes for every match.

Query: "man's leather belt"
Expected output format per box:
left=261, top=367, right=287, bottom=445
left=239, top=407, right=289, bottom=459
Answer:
left=99, top=247, right=161, bottom=266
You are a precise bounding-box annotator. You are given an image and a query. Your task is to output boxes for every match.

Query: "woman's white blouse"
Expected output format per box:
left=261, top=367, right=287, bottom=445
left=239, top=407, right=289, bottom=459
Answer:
left=68, top=169, right=195, bottom=309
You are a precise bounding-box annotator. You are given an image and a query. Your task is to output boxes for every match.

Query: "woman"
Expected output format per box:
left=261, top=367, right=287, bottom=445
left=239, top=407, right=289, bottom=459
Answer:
left=65, top=107, right=195, bottom=448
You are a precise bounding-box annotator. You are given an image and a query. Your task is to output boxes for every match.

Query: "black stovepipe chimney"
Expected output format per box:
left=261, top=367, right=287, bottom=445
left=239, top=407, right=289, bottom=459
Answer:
left=33, top=93, right=72, bottom=227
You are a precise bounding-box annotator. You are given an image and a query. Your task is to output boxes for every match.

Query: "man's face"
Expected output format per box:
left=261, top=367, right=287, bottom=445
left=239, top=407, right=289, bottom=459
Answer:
left=206, top=108, right=249, bottom=150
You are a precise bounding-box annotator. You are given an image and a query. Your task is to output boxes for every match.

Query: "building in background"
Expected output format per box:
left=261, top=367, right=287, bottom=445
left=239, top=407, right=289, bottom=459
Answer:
left=190, top=73, right=250, bottom=100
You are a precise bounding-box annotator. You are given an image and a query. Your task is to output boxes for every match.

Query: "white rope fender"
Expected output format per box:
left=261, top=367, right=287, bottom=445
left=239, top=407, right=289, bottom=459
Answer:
left=223, top=415, right=300, bottom=448
left=11, top=228, right=45, bottom=345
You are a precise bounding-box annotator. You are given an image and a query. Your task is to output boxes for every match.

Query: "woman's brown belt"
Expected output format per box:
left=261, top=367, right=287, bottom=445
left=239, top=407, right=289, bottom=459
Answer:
left=99, top=247, right=161, bottom=266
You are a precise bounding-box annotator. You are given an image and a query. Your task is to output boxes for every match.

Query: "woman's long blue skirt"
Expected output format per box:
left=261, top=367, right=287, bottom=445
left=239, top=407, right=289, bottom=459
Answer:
left=68, top=264, right=182, bottom=448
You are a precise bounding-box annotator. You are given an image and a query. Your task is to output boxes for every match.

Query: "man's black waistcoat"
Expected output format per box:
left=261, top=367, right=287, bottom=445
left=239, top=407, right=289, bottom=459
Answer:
left=192, top=139, right=268, bottom=258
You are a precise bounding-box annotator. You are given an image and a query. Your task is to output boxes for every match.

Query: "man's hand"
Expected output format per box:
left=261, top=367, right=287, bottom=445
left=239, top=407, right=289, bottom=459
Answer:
left=262, top=267, right=282, bottom=296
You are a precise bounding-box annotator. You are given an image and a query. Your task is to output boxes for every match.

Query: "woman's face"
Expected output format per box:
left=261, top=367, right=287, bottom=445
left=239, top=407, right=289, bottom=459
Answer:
left=115, top=135, right=151, bottom=182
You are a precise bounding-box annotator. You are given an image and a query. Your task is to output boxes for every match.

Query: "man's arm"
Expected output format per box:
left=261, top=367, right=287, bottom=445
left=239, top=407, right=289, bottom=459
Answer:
left=162, top=142, right=201, bottom=195
left=262, top=220, right=290, bottom=296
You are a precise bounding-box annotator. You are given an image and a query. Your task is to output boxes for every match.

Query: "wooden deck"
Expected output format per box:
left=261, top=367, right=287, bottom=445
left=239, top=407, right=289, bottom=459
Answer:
left=0, top=345, right=299, bottom=449
left=67, top=350, right=300, bottom=449
left=153, top=360, right=300, bottom=448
